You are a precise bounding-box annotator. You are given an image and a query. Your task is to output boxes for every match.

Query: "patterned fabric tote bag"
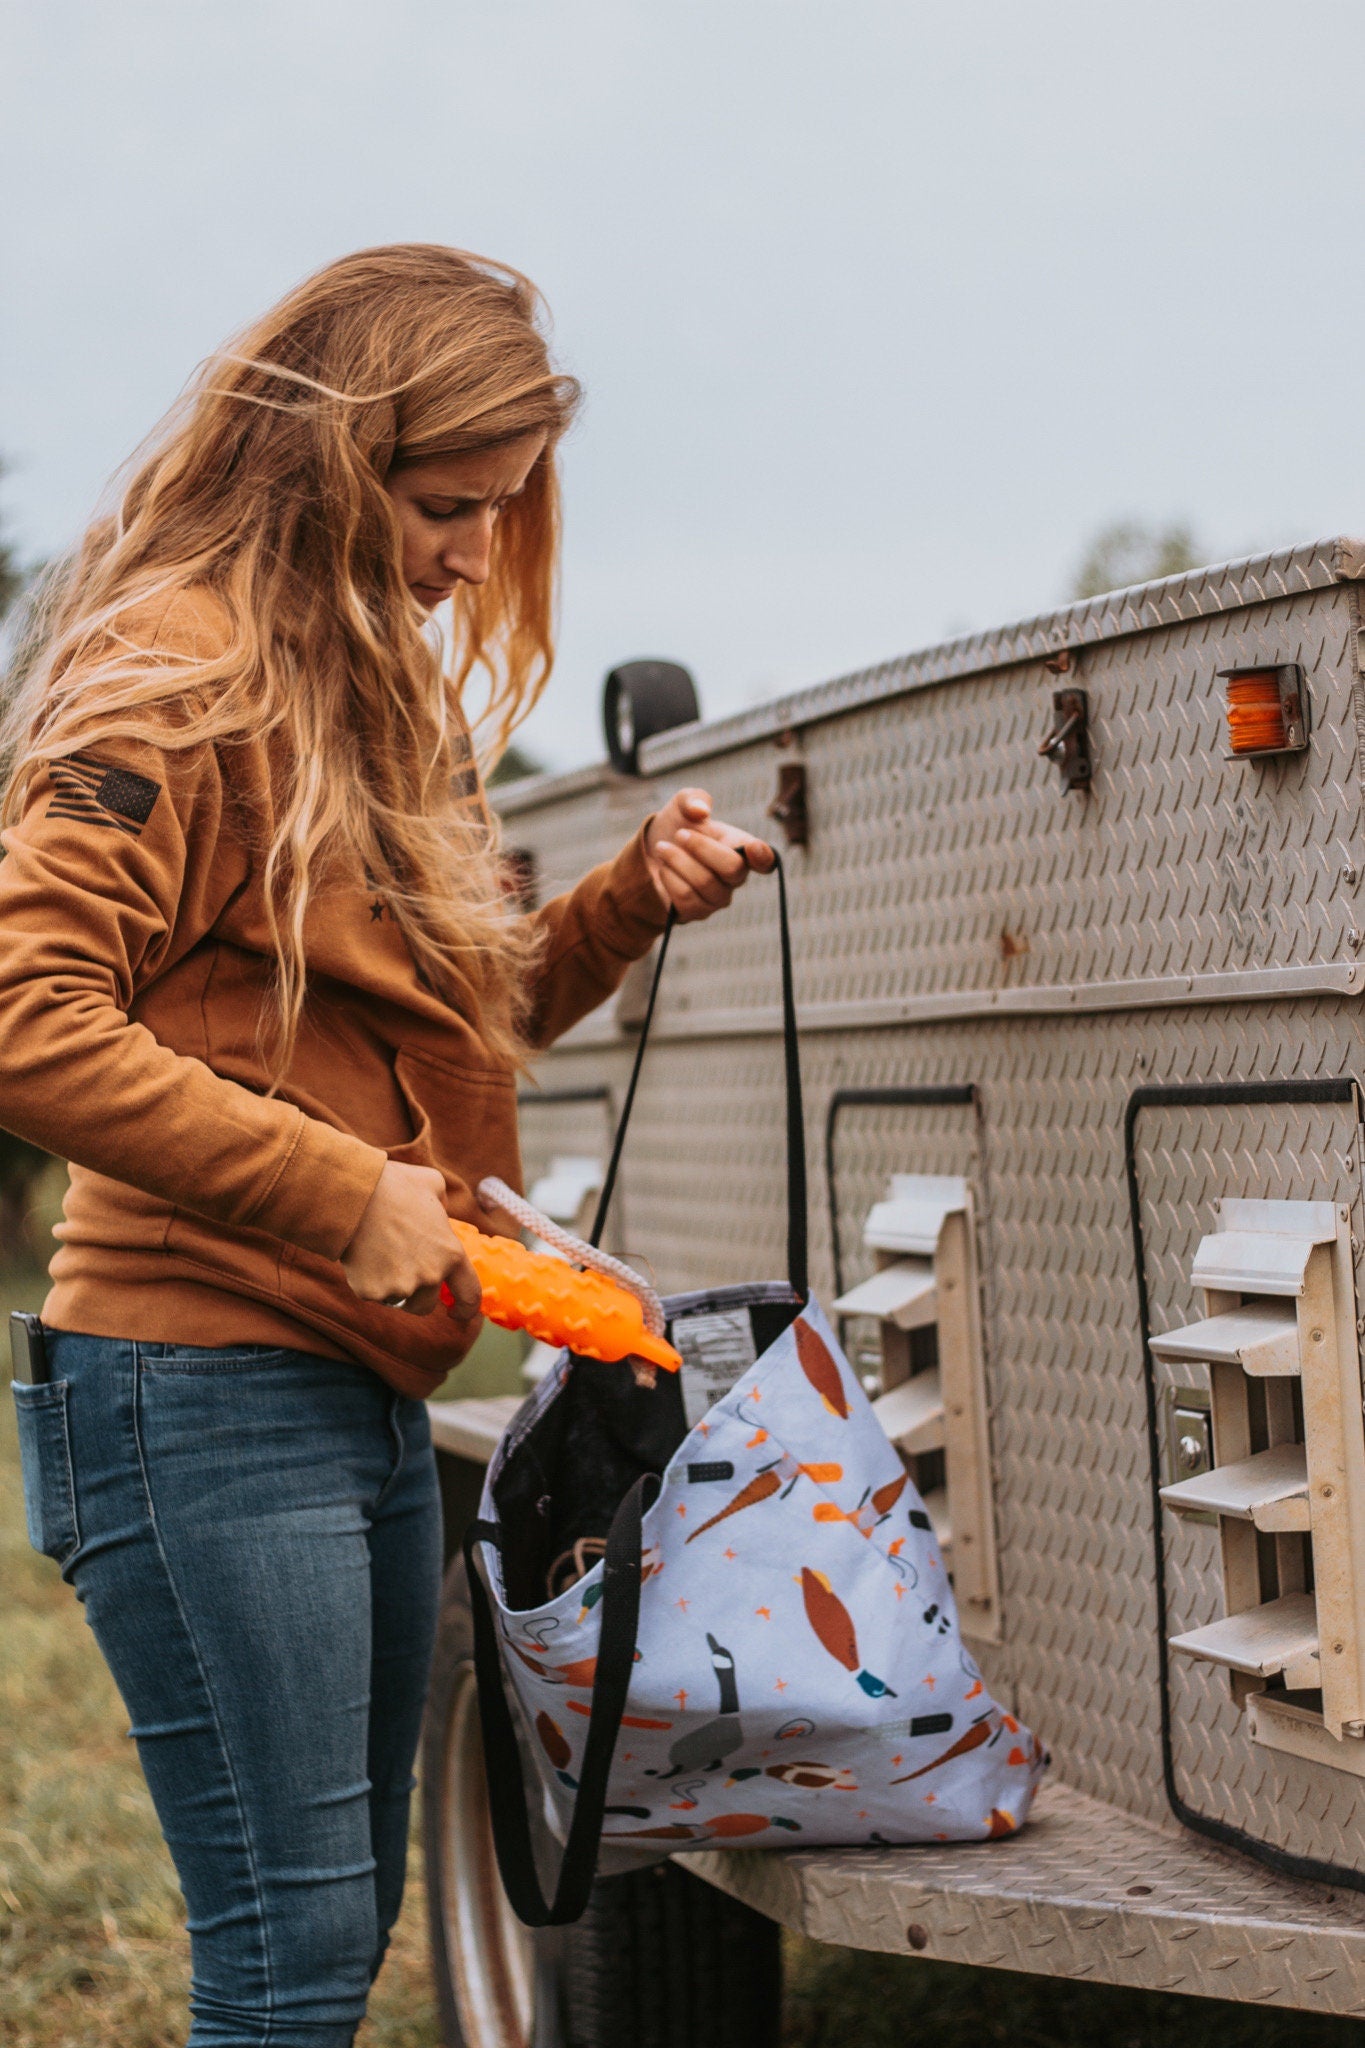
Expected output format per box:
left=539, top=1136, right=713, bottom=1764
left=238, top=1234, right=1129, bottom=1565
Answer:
left=465, top=861, right=1046, bottom=1926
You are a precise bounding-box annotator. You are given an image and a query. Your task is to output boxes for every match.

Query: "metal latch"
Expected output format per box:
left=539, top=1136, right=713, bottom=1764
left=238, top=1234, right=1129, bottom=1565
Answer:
left=1037, top=688, right=1091, bottom=792
left=767, top=761, right=809, bottom=846
left=1166, top=1386, right=1213, bottom=1494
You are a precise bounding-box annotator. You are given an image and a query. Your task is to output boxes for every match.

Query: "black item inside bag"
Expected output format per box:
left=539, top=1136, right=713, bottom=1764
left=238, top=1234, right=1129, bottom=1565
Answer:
left=466, top=856, right=807, bottom=1924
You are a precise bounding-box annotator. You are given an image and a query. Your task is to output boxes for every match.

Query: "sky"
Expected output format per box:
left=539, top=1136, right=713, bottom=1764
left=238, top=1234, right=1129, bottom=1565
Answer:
left=4, top=0, right=1365, bottom=770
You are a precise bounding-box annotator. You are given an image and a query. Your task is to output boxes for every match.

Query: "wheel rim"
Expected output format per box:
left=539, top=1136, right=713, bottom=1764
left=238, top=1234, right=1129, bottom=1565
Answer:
left=438, top=1659, right=535, bottom=2048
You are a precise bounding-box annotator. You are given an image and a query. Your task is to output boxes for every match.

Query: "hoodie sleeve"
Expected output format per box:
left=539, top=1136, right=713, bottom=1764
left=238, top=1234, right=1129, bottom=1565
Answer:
left=523, top=821, right=670, bottom=1048
left=0, top=735, right=386, bottom=1260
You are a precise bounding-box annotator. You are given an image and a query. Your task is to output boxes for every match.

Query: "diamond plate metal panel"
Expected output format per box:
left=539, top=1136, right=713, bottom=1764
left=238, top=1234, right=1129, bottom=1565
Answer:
left=515, top=1089, right=616, bottom=1195
left=498, top=769, right=653, bottom=907
left=626, top=582, right=1365, bottom=1032
left=639, top=536, right=1365, bottom=772
left=680, top=1779, right=1365, bottom=2016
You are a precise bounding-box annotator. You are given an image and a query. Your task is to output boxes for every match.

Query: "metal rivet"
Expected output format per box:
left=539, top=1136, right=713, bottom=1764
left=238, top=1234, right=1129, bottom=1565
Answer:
left=1127, top=1884, right=1153, bottom=1897
left=1312, top=1328, right=1325, bottom=1343
left=905, top=1923, right=930, bottom=1951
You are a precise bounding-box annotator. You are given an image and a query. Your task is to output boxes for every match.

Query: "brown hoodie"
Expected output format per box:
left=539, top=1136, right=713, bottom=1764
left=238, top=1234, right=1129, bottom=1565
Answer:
left=0, top=595, right=667, bottom=1395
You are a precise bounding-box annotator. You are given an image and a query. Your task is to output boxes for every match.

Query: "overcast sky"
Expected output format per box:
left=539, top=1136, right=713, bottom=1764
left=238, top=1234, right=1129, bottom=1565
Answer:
left=5, top=0, right=1365, bottom=769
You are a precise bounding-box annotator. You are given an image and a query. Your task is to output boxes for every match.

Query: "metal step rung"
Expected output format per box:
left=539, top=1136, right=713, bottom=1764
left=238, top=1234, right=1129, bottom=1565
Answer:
left=1149, top=1302, right=1300, bottom=1377
left=1170, top=1592, right=1320, bottom=1684
left=1160, top=1443, right=1309, bottom=1530
left=872, top=1369, right=945, bottom=1454
left=1190, top=1231, right=1320, bottom=1298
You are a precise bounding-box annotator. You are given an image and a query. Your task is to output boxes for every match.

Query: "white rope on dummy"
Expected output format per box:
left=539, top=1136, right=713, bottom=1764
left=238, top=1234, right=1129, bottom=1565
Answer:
left=476, top=1175, right=666, bottom=1337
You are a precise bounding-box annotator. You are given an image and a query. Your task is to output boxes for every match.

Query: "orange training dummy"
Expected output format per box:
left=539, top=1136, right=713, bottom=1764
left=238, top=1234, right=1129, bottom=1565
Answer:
left=442, top=1219, right=682, bottom=1374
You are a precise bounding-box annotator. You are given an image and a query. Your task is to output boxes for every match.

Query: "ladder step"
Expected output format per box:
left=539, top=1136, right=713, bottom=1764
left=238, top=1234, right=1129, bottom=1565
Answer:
left=1149, top=1303, right=1300, bottom=1377
left=1161, top=1443, right=1309, bottom=1529
left=863, top=1178, right=965, bottom=1257
left=834, top=1258, right=937, bottom=1330
left=1170, top=1593, right=1320, bottom=1680
left=1190, top=1231, right=1319, bottom=1298
left=872, top=1369, right=945, bottom=1454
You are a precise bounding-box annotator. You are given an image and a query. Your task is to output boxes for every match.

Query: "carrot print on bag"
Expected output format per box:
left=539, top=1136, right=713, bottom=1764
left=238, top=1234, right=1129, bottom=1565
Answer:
left=684, top=1449, right=842, bottom=1543
left=565, top=1702, right=673, bottom=1730
left=890, top=1709, right=1000, bottom=1782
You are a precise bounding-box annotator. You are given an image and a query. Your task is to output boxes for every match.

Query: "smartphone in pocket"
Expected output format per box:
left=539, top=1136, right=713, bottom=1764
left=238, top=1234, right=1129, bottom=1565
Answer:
left=10, top=1311, right=50, bottom=1386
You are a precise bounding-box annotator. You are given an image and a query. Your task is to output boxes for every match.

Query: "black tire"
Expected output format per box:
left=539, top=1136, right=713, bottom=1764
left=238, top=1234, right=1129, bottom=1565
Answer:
left=602, top=660, right=700, bottom=775
left=563, top=1861, right=782, bottom=2048
left=423, top=1557, right=782, bottom=2048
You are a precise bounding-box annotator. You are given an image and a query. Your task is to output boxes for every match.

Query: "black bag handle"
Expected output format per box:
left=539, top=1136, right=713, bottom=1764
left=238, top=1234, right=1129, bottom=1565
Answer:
left=464, top=1472, right=658, bottom=1926
left=589, top=850, right=807, bottom=1301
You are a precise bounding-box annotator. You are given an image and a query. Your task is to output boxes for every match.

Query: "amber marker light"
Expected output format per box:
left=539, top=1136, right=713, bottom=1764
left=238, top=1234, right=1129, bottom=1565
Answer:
left=1219, top=664, right=1310, bottom=758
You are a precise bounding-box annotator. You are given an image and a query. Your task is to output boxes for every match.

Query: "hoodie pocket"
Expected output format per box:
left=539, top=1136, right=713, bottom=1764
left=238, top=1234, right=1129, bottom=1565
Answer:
left=391, top=1045, right=520, bottom=1193
left=11, top=1379, right=81, bottom=1566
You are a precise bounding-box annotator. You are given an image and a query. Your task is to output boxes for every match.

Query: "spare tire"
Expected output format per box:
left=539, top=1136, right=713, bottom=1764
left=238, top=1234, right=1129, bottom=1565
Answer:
left=602, top=660, right=700, bottom=775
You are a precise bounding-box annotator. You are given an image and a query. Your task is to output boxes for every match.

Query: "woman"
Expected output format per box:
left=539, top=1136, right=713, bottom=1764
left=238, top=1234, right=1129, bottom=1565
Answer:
left=5, top=244, right=771, bottom=2046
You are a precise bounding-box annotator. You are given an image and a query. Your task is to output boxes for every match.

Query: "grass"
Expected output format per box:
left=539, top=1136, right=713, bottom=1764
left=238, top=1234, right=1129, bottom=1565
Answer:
left=0, top=1263, right=439, bottom=2048
left=5, top=1243, right=1365, bottom=2047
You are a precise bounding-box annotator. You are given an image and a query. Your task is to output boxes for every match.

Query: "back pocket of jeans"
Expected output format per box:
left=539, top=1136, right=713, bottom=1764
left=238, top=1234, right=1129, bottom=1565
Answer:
left=11, top=1380, right=80, bottom=1565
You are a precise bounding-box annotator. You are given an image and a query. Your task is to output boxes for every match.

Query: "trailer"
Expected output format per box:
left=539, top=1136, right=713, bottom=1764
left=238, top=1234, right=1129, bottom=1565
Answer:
left=422, top=538, right=1365, bottom=2047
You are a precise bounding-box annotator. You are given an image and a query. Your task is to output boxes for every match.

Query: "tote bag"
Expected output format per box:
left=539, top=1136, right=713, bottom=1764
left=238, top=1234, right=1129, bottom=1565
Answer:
left=465, top=860, right=1046, bottom=1926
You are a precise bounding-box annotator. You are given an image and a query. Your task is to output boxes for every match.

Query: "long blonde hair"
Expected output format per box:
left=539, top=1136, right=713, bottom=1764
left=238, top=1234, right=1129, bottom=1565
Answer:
left=2, top=244, right=581, bottom=1074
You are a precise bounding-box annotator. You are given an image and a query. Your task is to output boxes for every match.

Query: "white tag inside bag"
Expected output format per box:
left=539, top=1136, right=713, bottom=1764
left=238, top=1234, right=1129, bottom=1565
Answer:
left=674, top=1309, right=759, bottom=1425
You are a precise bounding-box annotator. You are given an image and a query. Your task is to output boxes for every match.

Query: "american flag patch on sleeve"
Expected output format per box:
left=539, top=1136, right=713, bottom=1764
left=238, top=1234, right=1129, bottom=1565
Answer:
left=46, top=753, right=163, bottom=837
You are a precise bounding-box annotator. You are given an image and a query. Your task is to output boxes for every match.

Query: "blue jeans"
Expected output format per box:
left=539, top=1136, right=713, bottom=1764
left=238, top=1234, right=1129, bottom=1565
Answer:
left=12, top=1333, right=443, bottom=2047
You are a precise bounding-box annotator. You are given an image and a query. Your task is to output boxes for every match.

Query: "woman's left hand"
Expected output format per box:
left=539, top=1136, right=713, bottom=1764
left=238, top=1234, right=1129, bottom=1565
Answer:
left=644, top=789, right=776, bottom=922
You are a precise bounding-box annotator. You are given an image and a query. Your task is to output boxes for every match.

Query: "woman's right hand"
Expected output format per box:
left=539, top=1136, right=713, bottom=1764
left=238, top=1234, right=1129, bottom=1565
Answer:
left=341, top=1160, right=484, bottom=1332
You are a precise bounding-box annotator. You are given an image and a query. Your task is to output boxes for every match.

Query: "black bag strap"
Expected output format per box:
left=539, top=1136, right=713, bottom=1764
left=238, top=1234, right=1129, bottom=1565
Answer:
left=589, top=851, right=807, bottom=1300
left=464, top=1472, right=658, bottom=1927
left=587, top=909, right=677, bottom=1250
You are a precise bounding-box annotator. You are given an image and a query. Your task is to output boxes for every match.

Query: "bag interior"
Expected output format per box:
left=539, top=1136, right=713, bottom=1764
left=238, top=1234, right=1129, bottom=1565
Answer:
left=492, top=1286, right=803, bottom=1611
